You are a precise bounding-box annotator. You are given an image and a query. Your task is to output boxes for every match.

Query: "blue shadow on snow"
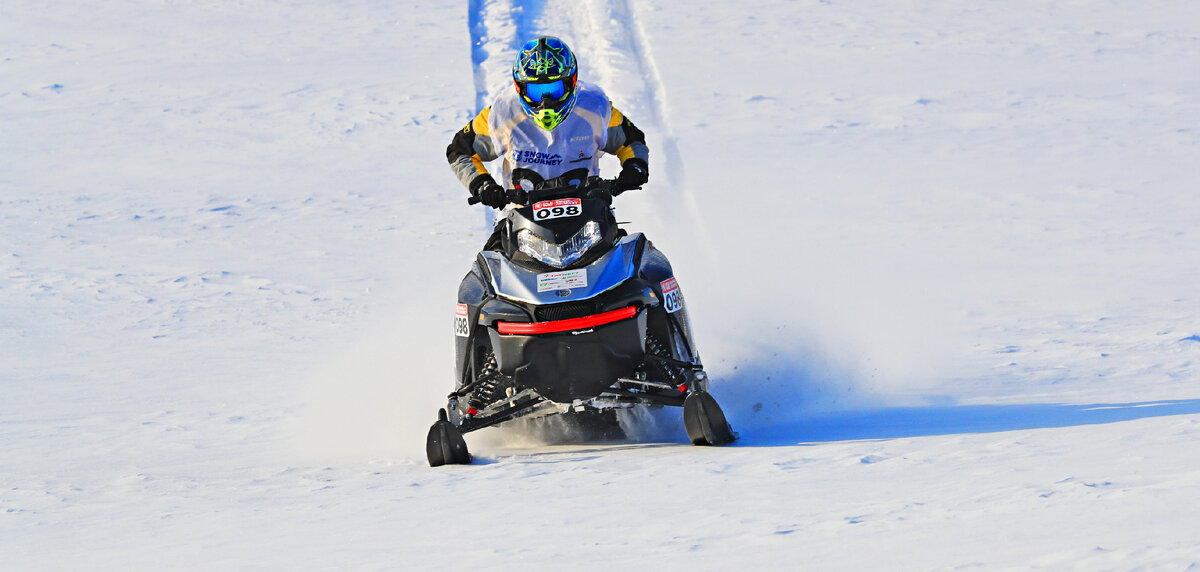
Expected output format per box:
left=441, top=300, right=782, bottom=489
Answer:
left=734, top=399, right=1200, bottom=446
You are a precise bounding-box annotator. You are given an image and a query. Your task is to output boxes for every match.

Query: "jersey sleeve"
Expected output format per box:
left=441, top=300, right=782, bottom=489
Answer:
left=602, top=106, right=649, bottom=165
left=446, top=107, right=501, bottom=188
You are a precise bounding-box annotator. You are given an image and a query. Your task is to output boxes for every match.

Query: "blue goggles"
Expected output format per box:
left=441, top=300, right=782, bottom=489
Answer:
left=522, top=80, right=567, bottom=103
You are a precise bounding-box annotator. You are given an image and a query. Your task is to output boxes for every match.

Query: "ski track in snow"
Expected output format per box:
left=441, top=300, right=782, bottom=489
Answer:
left=609, top=0, right=702, bottom=231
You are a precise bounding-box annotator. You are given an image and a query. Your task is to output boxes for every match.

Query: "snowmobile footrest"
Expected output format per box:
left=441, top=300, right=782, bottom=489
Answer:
left=600, top=388, right=686, bottom=407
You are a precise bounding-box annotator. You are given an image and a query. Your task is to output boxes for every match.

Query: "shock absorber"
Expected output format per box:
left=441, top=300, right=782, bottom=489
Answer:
left=646, top=334, right=685, bottom=385
left=469, top=353, right=503, bottom=412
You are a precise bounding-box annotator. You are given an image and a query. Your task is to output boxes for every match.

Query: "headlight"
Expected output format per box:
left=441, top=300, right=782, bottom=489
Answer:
left=517, top=221, right=602, bottom=268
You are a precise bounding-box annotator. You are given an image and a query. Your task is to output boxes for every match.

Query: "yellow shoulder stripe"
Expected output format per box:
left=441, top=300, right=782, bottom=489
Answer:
left=472, top=107, right=492, bottom=136
left=608, top=105, right=624, bottom=128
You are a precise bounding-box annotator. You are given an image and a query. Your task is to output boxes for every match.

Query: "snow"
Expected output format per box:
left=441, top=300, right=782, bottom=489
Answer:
left=3, top=0, right=1200, bottom=568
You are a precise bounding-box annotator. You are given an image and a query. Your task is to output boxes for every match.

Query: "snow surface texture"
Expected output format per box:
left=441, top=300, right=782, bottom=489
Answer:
left=4, top=0, right=1200, bottom=569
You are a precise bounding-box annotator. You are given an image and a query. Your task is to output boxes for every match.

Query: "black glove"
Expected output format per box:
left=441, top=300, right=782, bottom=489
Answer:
left=585, top=186, right=614, bottom=206
left=470, top=174, right=507, bottom=208
left=615, top=159, right=648, bottom=195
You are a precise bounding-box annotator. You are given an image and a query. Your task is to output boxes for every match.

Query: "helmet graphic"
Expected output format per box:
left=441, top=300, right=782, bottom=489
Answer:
left=513, top=36, right=578, bottom=131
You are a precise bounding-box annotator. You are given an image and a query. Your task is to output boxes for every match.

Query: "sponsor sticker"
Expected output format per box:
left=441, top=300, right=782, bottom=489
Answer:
left=454, top=303, right=470, bottom=337
left=537, top=269, right=587, bottom=293
left=661, top=277, right=684, bottom=313
left=532, top=198, right=582, bottom=221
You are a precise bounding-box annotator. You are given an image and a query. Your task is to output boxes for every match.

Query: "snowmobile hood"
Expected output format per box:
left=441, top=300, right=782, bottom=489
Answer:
left=481, top=233, right=642, bottom=305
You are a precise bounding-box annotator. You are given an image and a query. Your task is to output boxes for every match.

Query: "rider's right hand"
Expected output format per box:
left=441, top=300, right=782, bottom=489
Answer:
left=470, top=174, right=508, bottom=209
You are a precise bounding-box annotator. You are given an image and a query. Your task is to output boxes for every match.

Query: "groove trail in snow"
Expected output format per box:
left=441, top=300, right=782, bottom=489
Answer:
left=467, top=0, right=490, bottom=114
left=468, top=0, right=547, bottom=111
left=606, top=0, right=709, bottom=252
left=610, top=1, right=683, bottom=189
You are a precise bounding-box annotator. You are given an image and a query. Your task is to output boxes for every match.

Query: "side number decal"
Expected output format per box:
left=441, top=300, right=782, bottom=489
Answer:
left=661, top=277, right=684, bottom=313
left=454, top=303, right=470, bottom=337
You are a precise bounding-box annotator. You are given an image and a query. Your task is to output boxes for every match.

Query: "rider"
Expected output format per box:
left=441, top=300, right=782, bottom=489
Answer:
left=446, top=36, right=650, bottom=209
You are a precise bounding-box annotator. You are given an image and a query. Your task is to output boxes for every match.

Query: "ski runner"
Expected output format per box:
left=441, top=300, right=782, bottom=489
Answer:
left=446, top=36, right=650, bottom=212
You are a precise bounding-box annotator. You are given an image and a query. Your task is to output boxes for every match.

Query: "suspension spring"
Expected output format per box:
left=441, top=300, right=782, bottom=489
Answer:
left=469, top=353, right=504, bottom=410
left=646, top=334, right=685, bottom=385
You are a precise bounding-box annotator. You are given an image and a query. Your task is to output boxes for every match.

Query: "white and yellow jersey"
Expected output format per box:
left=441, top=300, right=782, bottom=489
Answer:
left=447, top=81, right=649, bottom=190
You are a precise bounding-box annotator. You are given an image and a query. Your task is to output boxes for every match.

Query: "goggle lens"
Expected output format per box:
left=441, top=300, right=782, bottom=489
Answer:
left=524, top=80, right=566, bottom=103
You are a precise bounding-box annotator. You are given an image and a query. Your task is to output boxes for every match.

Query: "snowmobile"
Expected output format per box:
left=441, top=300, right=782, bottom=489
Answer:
left=427, top=172, right=735, bottom=466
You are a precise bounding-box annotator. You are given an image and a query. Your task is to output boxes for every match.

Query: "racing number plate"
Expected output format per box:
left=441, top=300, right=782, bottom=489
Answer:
left=661, top=277, right=685, bottom=313
left=532, top=198, right=582, bottom=221
left=454, top=303, right=470, bottom=337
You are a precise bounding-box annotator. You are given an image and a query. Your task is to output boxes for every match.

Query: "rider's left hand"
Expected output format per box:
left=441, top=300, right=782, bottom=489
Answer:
left=614, top=159, right=648, bottom=195
left=586, top=187, right=614, bottom=206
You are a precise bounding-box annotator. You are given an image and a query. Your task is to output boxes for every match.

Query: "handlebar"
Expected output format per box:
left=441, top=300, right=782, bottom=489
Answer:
left=467, top=177, right=636, bottom=206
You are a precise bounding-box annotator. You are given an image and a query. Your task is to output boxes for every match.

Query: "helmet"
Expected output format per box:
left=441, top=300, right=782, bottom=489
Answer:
left=513, top=36, right=578, bottom=131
